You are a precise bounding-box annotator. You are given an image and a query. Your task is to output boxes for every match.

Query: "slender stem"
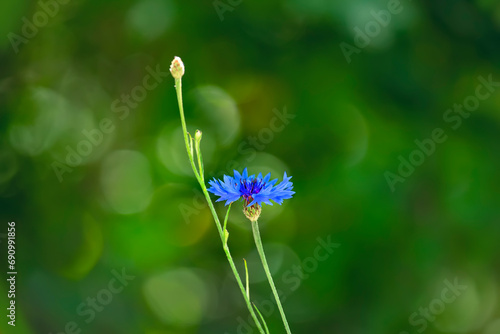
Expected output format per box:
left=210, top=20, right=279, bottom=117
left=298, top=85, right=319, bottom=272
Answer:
left=173, top=78, right=265, bottom=334
left=175, top=78, right=200, bottom=180
left=199, top=184, right=265, bottom=334
left=252, top=220, right=292, bottom=334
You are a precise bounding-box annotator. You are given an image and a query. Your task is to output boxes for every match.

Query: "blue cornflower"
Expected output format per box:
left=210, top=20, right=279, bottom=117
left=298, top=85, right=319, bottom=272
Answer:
left=207, top=168, right=295, bottom=207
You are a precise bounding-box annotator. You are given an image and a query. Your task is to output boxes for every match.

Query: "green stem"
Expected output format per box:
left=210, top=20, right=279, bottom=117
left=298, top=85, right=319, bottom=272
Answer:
left=175, top=78, right=200, bottom=180
left=173, top=77, right=265, bottom=334
left=200, top=183, right=265, bottom=334
left=252, top=220, right=292, bottom=334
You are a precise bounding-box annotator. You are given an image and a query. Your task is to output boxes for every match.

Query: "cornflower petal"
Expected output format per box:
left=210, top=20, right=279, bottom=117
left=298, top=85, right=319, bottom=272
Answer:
left=207, top=168, right=295, bottom=207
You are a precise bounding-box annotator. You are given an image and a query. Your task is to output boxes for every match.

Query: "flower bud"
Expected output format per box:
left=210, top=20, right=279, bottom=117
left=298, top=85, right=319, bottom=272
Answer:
left=170, top=56, right=185, bottom=79
left=243, top=204, right=261, bottom=222
left=195, top=129, right=202, bottom=143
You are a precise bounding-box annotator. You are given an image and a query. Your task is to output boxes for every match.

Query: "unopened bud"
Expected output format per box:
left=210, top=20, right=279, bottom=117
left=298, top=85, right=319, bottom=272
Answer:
left=170, top=56, right=185, bottom=79
left=195, top=129, right=202, bottom=142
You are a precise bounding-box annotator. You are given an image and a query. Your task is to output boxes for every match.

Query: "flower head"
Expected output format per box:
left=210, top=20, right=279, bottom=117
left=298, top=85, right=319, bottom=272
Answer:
left=207, top=168, right=294, bottom=207
left=243, top=203, right=262, bottom=222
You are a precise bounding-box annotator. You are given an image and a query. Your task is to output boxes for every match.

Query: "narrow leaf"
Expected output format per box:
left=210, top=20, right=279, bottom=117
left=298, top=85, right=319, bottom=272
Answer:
left=253, top=303, right=270, bottom=334
left=223, top=204, right=232, bottom=246
left=244, top=258, right=249, bottom=299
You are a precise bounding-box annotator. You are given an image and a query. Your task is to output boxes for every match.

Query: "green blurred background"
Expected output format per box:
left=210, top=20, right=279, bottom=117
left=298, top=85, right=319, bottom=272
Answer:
left=1, top=0, right=500, bottom=333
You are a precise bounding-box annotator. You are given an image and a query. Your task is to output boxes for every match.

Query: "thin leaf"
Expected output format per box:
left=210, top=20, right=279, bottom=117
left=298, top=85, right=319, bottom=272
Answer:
left=194, top=132, right=204, bottom=180
left=253, top=303, right=270, bottom=334
left=244, top=258, right=249, bottom=299
left=188, top=133, right=194, bottom=158
left=223, top=204, right=232, bottom=246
